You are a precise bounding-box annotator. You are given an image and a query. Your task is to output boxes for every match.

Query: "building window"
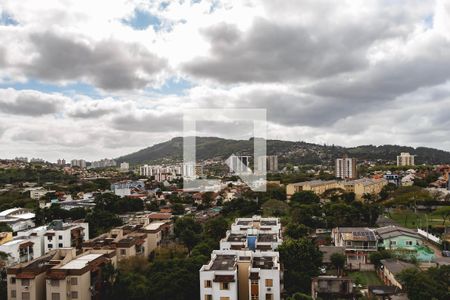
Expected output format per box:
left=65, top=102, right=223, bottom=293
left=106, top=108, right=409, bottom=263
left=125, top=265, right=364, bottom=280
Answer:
left=50, top=279, right=59, bottom=287
left=48, top=236, right=53, bottom=241
left=11, top=290, right=16, bottom=298
left=220, top=298, right=230, bottom=300
left=204, top=280, right=212, bottom=288
left=58, top=243, right=63, bottom=248
left=22, top=292, right=30, bottom=300
left=58, top=235, right=63, bottom=240
left=265, top=279, right=273, bottom=287
left=390, top=241, right=397, bottom=246
left=71, top=291, right=78, bottom=299
left=204, top=295, right=212, bottom=300
left=51, top=293, right=60, bottom=300
left=120, top=249, right=126, bottom=255
left=70, top=277, right=78, bottom=285
left=406, top=241, right=413, bottom=246
left=220, top=282, right=230, bottom=290
left=10, top=277, right=16, bottom=284
left=21, top=279, right=30, bottom=286
left=265, top=294, right=273, bottom=300
left=48, top=244, right=53, bottom=249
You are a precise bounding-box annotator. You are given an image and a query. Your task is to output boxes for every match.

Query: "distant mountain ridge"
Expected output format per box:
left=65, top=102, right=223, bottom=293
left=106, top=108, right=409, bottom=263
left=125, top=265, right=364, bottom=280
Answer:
left=116, top=137, right=450, bottom=165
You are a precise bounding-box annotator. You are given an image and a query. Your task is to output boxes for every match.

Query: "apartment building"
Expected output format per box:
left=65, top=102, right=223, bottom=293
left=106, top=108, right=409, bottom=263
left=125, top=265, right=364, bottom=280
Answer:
left=255, top=156, right=278, bottom=173
left=286, top=179, right=387, bottom=201
left=0, top=235, right=42, bottom=266
left=342, top=178, right=387, bottom=201
left=6, top=248, right=77, bottom=300
left=221, top=217, right=282, bottom=252
left=286, top=180, right=341, bottom=198
left=332, top=227, right=378, bottom=265
left=42, top=220, right=89, bottom=253
left=83, top=221, right=171, bottom=260
left=200, top=250, right=281, bottom=300
left=335, top=157, right=357, bottom=179
left=45, top=249, right=116, bottom=300
left=397, top=152, right=415, bottom=166
left=226, top=155, right=251, bottom=174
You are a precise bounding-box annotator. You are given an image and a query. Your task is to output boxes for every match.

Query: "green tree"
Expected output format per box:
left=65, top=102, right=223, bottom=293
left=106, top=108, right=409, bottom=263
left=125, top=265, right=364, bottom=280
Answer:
left=285, top=223, right=310, bottom=240
left=398, top=266, right=450, bottom=300
left=203, top=217, right=228, bottom=241
left=369, top=250, right=392, bottom=268
left=433, top=206, right=450, bottom=225
left=330, top=253, right=346, bottom=275
left=290, top=191, right=320, bottom=204
left=278, top=238, right=323, bottom=294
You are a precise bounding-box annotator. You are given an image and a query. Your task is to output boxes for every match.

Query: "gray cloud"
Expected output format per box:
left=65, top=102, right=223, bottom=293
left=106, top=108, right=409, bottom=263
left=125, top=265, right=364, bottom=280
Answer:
left=23, top=31, right=167, bottom=90
left=0, top=90, right=65, bottom=116
left=183, top=16, right=400, bottom=83
left=111, top=111, right=182, bottom=133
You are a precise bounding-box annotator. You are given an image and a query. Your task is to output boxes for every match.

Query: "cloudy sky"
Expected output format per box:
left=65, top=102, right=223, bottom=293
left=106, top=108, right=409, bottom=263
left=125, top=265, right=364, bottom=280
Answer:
left=1, top=0, right=450, bottom=161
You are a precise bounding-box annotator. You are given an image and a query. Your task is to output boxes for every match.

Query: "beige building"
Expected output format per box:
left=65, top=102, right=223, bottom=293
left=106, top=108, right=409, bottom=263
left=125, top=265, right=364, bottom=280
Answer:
left=6, top=249, right=77, bottom=300
left=343, top=178, right=387, bottom=200
left=286, top=180, right=341, bottom=198
left=397, top=152, right=415, bottom=166
left=45, top=250, right=116, bottom=300
left=286, top=178, right=387, bottom=201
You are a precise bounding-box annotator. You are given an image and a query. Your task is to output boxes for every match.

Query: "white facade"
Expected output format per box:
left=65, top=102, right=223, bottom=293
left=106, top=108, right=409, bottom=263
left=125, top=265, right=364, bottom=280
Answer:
left=0, top=235, right=42, bottom=266
left=256, top=155, right=278, bottom=173
left=200, top=250, right=281, bottom=300
left=120, top=162, right=130, bottom=172
left=397, top=152, right=415, bottom=166
left=71, top=159, right=87, bottom=168
left=227, top=155, right=251, bottom=174
left=335, top=157, right=357, bottom=179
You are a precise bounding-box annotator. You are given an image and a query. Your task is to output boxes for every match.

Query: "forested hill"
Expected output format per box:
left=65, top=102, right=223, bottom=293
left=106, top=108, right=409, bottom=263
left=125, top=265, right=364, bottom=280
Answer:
left=116, top=137, right=450, bottom=166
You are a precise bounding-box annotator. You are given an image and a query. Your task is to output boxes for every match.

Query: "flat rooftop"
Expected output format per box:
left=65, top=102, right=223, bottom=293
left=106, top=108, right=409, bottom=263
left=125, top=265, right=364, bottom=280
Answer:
left=252, top=256, right=274, bottom=269
left=59, top=254, right=103, bottom=270
left=210, top=254, right=236, bottom=271
left=257, top=233, right=278, bottom=243
left=227, top=233, right=246, bottom=242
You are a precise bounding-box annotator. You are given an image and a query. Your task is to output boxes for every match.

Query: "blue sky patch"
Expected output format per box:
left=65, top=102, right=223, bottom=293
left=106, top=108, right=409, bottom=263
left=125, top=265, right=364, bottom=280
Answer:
left=150, top=77, right=193, bottom=95
left=424, top=14, right=433, bottom=29
left=1, top=80, right=100, bottom=98
left=0, top=11, right=18, bottom=26
left=122, top=9, right=162, bottom=31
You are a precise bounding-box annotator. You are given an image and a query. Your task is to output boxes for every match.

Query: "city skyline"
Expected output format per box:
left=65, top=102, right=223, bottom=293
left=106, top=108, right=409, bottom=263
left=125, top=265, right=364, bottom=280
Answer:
left=0, top=0, right=450, bottom=161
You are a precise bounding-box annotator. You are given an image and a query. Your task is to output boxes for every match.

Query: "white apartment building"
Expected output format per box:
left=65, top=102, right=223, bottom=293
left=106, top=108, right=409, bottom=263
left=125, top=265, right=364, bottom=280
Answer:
left=120, top=162, right=130, bottom=172
left=43, top=221, right=89, bottom=253
left=335, top=157, right=357, bottom=179
left=139, top=164, right=182, bottom=181
left=70, top=159, right=86, bottom=168
left=397, top=152, right=415, bottom=166
left=256, top=156, right=278, bottom=173
left=227, top=155, right=251, bottom=174
left=221, top=217, right=282, bottom=252
left=0, top=235, right=42, bottom=266
left=200, top=250, right=281, bottom=300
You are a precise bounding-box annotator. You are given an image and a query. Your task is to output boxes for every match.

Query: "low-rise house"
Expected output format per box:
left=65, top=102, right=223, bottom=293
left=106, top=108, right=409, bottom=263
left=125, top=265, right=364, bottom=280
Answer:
left=0, top=208, right=35, bottom=232
left=379, top=259, right=416, bottom=289
left=332, top=227, right=378, bottom=265
left=311, top=276, right=353, bottom=299
left=375, top=226, right=434, bottom=261
left=319, top=246, right=346, bottom=266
